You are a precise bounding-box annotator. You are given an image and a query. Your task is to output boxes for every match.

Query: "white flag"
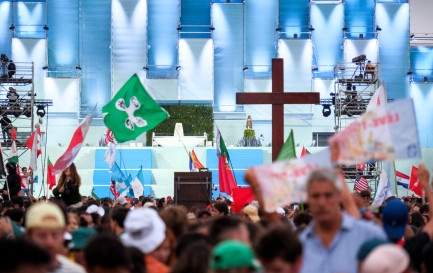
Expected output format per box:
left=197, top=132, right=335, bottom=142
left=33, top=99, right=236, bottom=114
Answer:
left=366, top=83, right=387, bottom=113
left=104, top=142, right=116, bottom=168
left=130, top=168, right=144, bottom=198
left=372, top=170, right=394, bottom=207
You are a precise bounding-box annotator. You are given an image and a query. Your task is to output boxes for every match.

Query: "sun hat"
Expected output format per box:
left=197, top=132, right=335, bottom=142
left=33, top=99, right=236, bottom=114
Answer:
left=121, top=208, right=166, bottom=254
left=243, top=205, right=260, bottom=223
left=25, top=202, right=65, bottom=229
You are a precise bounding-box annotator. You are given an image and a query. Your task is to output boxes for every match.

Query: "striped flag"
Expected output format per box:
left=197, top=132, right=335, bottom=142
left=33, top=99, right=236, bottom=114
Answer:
left=355, top=172, right=369, bottom=192
left=105, top=128, right=117, bottom=145
left=396, top=171, right=410, bottom=189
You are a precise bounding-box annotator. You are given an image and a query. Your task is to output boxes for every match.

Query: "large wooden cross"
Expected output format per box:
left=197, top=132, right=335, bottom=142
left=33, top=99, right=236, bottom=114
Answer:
left=236, top=58, right=320, bottom=161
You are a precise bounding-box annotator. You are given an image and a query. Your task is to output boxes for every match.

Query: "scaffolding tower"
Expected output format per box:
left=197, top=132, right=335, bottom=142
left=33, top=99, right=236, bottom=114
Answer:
left=332, top=59, right=382, bottom=190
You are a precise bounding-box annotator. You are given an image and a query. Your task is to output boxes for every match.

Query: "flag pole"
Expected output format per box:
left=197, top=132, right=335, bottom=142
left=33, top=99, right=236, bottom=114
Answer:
left=393, top=161, right=398, bottom=198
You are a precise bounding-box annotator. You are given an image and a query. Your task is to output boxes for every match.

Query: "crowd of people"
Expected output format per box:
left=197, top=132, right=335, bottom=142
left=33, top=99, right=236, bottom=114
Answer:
left=0, top=161, right=432, bottom=273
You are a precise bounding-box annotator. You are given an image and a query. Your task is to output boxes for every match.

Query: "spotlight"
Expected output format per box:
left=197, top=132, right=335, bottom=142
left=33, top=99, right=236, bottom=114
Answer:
left=9, top=24, right=14, bottom=30
left=243, top=66, right=248, bottom=71
left=424, top=77, right=428, bottom=83
left=43, top=25, right=49, bottom=30
left=407, top=69, right=413, bottom=75
left=209, top=27, right=215, bottom=31
left=410, top=34, right=415, bottom=39
left=75, top=65, right=81, bottom=70
left=294, top=34, right=298, bottom=39
left=23, top=105, right=32, bottom=118
left=177, top=26, right=182, bottom=31
left=342, top=26, right=348, bottom=31
left=309, top=25, right=315, bottom=31
left=276, top=27, right=282, bottom=31
left=143, top=66, right=149, bottom=71
left=322, top=104, right=331, bottom=117
left=176, top=66, right=181, bottom=71
left=376, top=25, right=382, bottom=31
left=312, top=67, right=318, bottom=71
left=36, top=105, right=46, bottom=118
left=359, top=34, right=364, bottom=39
left=42, top=66, right=48, bottom=70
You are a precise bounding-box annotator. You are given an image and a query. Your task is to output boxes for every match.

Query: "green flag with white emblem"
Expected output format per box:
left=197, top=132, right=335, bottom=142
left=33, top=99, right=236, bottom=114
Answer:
left=102, top=74, right=168, bottom=143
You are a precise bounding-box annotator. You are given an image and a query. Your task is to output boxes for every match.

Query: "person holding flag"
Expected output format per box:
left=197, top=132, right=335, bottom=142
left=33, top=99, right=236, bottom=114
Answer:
left=20, top=166, right=33, bottom=196
left=1, top=162, right=21, bottom=200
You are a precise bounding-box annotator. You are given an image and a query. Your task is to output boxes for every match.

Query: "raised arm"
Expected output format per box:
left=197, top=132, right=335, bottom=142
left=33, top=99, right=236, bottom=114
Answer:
left=417, top=164, right=433, bottom=239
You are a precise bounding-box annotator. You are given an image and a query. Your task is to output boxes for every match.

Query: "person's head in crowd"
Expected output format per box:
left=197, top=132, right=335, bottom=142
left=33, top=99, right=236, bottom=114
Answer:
left=81, top=196, right=88, bottom=204
left=423, top=214, right=430, bottom=225
left=241, top=205, right=260, bottom=223
left=357, top=238, right=388, bottom=271
left=25, top=202, right=66, bottom=258
left=131, top=198, right=141, bottom=208
left=59, top=163, right=81, bottom=187
left=5, top=161, right=17, bottom=175
left=175, top=232, right=209, bottom=258
left=421, top=241, right=433, bottom=273
left=293, top=212, right=312, bottom=233
left=210, top=240, right=261, bottom=273
left=382, top=199, right=409, bottom=242
left=125, top=246, right=146, bottom=273
left=198, top=209, right=211, bottom=221
left=359, top=190, right=372, bottom=207
left=209, top=216, right=250, bottom=246
left=121, top=208, right=170, bottom=271
left=66, top=212, right=80, bottom=234
left=305, top=168, right=342, bottom=225
left=211, top=202, right=229, bottom=217
left=110, top=206, right=129, bottom=236
left=410, top=211, right=425, bottom=229
left=420, top=204, right=429, bottom=215
left=1, top=200, right=14, bottom=215
left=413, top=204, right=421, bottom=213
left=160, top=205, right=188, bottom=239
left=69, top=227, right=97, bottom=266
left=171, top=242, right=211, bottom=273
left=360, top=244, right=410, bottom=273
left=158, top=197, right=167, bottom=210
left=4, top=208, right=24, bottom=225
left=84, top=234, right=131, bottom=273
left=167, top=199, right=175, bottom=207
left=255, top=227, right=303, bottom=273
left=0, top=238, right=50, bottom=273
left=114, top=196, right=127, bottom=207
left=11, top=195, right=23, bottom=210
left=189, top=206, right=200, bottom=217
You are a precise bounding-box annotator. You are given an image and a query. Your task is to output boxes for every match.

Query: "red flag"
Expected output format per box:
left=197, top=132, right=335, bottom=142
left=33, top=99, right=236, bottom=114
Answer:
left=358, top=164, right=366, bottom=171
left=104, top=128, right=116, bottom=145
left=11, top=127, right=16, bottom=141
left=191, top=149, right=205, bottom=169
left=25, top=125, right=42, bottom=157
left=47, top=157, right=56, bottom=190
left=16, top=163, right=24, bottom=189
left=52, top=114, right=93, bottom=175
left=409, top=166, right=423, bottom=197
left=218, top=155, right=237, bottom=195
left=300, top=146, right=308, bottom=157
left=231, top=187, right=255, bottom=213
left=110, top=180, right=119, bottom=199
left=355, top=176, right=368, bottom=192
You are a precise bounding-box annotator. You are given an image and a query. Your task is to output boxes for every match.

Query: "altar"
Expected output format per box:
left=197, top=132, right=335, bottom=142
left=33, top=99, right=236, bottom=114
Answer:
left=152, top=123, right=208, bottom=147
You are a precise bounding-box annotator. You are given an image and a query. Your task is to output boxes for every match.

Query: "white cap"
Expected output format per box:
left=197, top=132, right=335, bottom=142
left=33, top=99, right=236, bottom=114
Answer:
left=86, top=204, right=105, bottom=217
left=276, top=207, right=285, bottom=216
left=121, top=208, right=166, bottom=254
left=361, top=244, right=409, bottom=273
left=115, top=196, right=127, bottom=205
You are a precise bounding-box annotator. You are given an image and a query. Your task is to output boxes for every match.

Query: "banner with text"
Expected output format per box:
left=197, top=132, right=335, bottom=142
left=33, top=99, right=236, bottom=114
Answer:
left=330, top=99, right=421, bottom=165
left=252, top=149, right=332, bottom=212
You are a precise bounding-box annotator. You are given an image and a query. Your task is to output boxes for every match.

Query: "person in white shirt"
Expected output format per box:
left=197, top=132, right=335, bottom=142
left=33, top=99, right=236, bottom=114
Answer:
left=20, top=167, right=32, bottom=196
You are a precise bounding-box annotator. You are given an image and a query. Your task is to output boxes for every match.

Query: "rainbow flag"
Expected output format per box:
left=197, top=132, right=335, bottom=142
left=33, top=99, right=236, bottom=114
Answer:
left=189, top=149, right=205, bottom=172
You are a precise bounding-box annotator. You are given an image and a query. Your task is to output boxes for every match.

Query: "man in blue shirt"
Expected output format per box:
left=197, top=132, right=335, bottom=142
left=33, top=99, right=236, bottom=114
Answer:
left=299, top=168, right=387, bottom=273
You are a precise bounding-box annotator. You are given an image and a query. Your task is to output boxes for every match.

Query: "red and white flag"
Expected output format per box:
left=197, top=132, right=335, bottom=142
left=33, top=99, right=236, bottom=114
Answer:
left=52, top=113, right=93, bottom=175
left=409, top=166, right=423, bottom=197
left=25, top=125, right=41, bottom=171
left=396, top=171, right=410, bottom=189
left=105, top=128, right=117, bottom=145
left=355, top=176, right=369, bottom=192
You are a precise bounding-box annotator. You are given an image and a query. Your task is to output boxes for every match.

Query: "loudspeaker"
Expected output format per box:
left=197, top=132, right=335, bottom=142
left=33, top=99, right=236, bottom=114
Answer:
left=174, top=172, right=212, bottom=209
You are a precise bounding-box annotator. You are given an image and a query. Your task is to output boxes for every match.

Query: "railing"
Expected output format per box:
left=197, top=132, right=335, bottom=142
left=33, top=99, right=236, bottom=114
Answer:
left=409, top=69, right=433, bottom=83
left=278, top=25, right=312, bottom=39
left=11, top=24, right=48, bottom=39
left=145, top=65, right=180, bottom=79
left=45, top=65, right=81, bottom=78
left=0, top=61, right=33, bottom=85
left=243, top=65, right=272, bottom=79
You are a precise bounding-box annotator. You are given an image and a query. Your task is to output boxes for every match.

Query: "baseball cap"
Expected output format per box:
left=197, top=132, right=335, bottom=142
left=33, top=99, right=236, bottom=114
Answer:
left=121, top=208, right=166, bottom=254
left=382, top=199, right=408, bottom=240
left=361, top=244, right=409, bottom=273
left=357, top=238, right=388, bottom=261
left=210, top=240, right=261, bottom=270
left=242, top=205, right=260, bottom=223
left=69, top=228, right=96, bottom=250
left=25, top=202, right=65, bottom=229
left=86, top=204, right=105, bottom=217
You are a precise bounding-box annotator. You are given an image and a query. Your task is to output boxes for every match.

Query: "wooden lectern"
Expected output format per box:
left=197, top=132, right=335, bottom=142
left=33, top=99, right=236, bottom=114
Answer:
left=174, top=171, right=212, bottom=209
